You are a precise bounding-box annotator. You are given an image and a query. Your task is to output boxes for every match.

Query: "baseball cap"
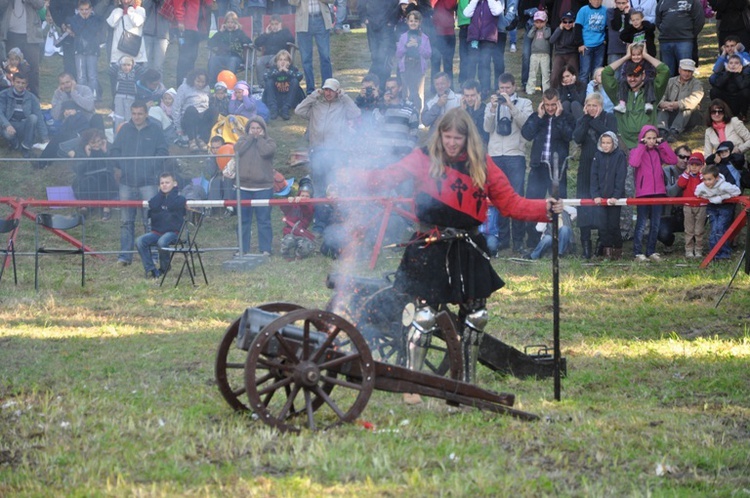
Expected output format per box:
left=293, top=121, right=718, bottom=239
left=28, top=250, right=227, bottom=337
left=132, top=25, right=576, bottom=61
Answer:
left=214, top=81, right=228, bottom=90
left=322, top=78, right=341, bottom=92
left=716, top=141, right=734, bottom=153
left=624, top=61, right=645, bottom=76
left=560, top=11, right=574, bottom=20
left=533, top=10, right=548, bottom=21
left=688, top=152, right=704, bottom=164
left=679, top=59, right=696, bottom=72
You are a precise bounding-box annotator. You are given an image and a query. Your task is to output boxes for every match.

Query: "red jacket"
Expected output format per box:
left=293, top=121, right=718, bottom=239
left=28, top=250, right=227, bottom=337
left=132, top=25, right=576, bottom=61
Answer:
left=172, top=0, right=212, bottom=32
left=677, top=171, right=703, bottom=197
left=432, top=0, right=458, bottom=36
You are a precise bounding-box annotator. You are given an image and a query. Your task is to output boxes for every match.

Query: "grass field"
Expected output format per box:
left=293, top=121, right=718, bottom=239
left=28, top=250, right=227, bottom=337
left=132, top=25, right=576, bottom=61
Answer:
left=1, top=22, right=749, bottom=497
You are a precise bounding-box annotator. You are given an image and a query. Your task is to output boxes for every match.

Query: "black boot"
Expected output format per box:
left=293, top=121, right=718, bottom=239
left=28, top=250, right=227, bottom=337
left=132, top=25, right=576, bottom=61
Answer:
left=582, top=239, right=592, bottom=259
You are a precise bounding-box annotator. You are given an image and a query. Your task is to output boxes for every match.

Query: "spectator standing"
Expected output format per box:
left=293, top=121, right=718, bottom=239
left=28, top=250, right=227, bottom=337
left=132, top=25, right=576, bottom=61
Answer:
left=431, top=0, right=457, bottom=85
left=590, top=131, right=627, bottom=259
left=0, top=0, right=45, bottom=96
left=289, top=0, right=335, bottom=93
left=655, top=0, right=705, bottom=77
left=677, top=152, right=707, bottom=258
left=708, top=0, right=750, bottom=49
left=360, top=0, right=400, bottom=88
left=396, top=11, right=432, bottom=117
left=49, top=0, right=79, bottom=77
left=605, top=0, right=628, bottom=65
left=628, top=124, right=678, bottom=262
left=695, top=163, right=741, bottom=260
left=521, top=88, right=575, bottom=244
left=422, top=71, right=461, bottom=130
left=463, top=0, right=502, bottom=97
left=171, top=0, right=212, bottom=87
left=550, top=10, right=578, bottom=89
left=461, top=79, right=487, bottom=143
left=572, top=92, right=616, bottom=258
left=107, top=0, right=147, bottom=103
left=110, top=101, right=169, bottom=266
left=484, top=72, right=533, bottom=252
left=135, top=172, right=186, bottom=279
left=0, top=72, right=47, bottom=157
left=629, top=0, right=656, bottom=23
left=658, top=144, right=691, bottom=249
left=67, top=0, right=104, bottom=99
left=574, top=0, right=606, bottom=85
left=657, top=59, right=704, bottom=143
left=111, top=55, right=142, bottom=131
left=526, top=9, right=551, bottom=95
left=141, top=0, right=171, bottom=73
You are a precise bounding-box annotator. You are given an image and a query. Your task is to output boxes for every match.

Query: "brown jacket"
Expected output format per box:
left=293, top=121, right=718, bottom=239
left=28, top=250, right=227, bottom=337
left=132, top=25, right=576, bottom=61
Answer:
left=235, top=116, right=276, bottom=189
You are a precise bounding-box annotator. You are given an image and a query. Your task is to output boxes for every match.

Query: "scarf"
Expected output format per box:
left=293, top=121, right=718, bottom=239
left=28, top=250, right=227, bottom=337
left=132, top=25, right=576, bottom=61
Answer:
left=712, top=120, right=727, bottom=143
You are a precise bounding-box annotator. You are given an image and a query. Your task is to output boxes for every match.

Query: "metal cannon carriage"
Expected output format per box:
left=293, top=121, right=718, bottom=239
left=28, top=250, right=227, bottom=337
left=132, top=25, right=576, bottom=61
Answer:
left=214, top=274, right=566, bottom=432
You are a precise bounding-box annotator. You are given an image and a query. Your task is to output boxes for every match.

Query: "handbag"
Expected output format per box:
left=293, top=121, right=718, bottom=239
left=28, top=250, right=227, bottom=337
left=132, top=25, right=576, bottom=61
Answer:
left=117, top=17, right=142, bottom=56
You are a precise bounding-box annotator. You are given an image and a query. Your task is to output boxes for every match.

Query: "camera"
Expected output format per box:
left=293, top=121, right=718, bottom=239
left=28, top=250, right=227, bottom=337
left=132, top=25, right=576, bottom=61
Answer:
left=497, top=95, right=507, bottom=104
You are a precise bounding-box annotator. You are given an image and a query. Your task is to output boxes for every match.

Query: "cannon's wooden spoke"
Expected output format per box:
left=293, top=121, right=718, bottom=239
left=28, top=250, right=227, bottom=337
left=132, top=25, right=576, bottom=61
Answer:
left=320, top=374, right=363, bottom=391
left=318, top=352, right=361, bottom=370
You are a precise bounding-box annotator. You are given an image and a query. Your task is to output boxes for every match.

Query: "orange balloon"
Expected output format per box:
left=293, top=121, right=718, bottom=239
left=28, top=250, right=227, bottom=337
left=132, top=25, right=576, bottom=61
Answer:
left=216, top=144, right=235, bottom=170
left=217, top=70, right=238, bottom=90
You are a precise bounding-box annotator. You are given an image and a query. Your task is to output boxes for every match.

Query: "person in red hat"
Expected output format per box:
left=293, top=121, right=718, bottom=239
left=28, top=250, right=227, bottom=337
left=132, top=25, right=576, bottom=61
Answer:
left=677, top=152, right=706, bottom=258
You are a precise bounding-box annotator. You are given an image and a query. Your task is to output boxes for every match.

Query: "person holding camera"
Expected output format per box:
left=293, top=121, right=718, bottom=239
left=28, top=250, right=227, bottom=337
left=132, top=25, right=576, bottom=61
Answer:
left=373, top=76, right=420, bottom=159
left=483, top=72, right=532, bottom=253
left=355, top=73, right=382, bottom=130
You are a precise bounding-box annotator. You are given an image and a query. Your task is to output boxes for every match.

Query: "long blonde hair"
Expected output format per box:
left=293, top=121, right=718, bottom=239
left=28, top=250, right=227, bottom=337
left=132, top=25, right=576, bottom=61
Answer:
left=427, top=108, right=486, bottom=188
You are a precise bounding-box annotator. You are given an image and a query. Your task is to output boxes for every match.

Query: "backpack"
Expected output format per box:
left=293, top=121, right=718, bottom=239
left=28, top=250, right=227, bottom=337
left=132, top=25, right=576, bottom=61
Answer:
left=498, top=0, right=520, bottom=33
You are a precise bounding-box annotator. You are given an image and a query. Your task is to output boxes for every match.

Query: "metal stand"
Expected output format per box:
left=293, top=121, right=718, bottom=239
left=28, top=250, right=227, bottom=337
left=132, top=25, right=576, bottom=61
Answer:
left=715, top=206, right=750, bottom=308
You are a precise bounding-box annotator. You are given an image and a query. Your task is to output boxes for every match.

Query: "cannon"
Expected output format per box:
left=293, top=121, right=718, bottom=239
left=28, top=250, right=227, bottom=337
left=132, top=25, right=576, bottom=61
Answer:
left=216, top=304, right=537, bottom=432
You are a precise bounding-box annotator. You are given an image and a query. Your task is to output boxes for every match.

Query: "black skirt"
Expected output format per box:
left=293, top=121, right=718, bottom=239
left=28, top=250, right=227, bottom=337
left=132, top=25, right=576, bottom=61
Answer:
left=394, top=231, right=505, bottom=306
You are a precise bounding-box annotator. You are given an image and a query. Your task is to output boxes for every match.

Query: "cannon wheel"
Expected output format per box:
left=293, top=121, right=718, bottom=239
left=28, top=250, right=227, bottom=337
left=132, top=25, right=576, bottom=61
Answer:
left=215, top=302, right=305, bottom=412
left=244, top=308, right=376, bottom=432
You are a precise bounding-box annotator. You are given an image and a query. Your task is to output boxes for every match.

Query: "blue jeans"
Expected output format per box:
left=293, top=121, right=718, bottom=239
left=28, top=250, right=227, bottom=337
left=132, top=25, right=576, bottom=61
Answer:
left=239, top=188, right=273, bottom=254
left=634, top=200, right=663, bottom=256
left=136, top=231, right=178, bottom=273
left=530, top=226, right=572, bottom=259
left=297, top=15, right=332, bottom=92
left=208, top=54, right=243, bottom=85
left=2, top=115, right=38, bottom=149
left=75, top=55, right=99, bottom=98
left=579, top=44, right=605, bottom=85
left=508, top=29, right=517, bottom=45
left=492, top=155, right=526, bottom=250
left=707, top=205, right=734, bottom=259
left=483, top=234, right=500, bottom=256
left=119, top=184, right=157, bottom=263
left=659, top=41, right=693, bottom=77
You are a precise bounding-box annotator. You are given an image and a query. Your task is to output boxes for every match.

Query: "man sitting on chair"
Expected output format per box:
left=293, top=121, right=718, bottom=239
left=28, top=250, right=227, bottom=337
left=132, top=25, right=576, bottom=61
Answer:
left=136, top=172, right=186, bottom=279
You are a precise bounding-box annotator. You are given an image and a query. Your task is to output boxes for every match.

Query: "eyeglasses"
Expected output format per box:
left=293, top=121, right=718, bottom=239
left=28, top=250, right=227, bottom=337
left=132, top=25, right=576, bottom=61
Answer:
left=711, top=109, right=724, bottom=114
left=677, top=154, right=690, bottom=160
left=561, top=20, right=574, bottom=23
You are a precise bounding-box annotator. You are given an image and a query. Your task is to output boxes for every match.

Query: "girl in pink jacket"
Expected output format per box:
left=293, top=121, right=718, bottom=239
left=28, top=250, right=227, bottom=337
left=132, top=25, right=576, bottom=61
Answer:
left=628, top=124, right=678, bottom=261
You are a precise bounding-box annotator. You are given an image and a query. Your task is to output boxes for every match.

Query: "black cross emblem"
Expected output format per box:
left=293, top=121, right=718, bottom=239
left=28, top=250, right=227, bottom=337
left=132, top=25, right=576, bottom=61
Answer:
left=472, top=189, right=487, bottom=216
left=450, top=178, right=468, bottom=206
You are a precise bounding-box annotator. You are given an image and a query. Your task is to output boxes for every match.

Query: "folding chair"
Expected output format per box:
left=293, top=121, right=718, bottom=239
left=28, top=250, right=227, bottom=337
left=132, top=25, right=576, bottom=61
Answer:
left=159, top=209, right=208, bottom=287
left=34, top=213, right=86, bottom=291
left=0, top=218, right=19, bottom=285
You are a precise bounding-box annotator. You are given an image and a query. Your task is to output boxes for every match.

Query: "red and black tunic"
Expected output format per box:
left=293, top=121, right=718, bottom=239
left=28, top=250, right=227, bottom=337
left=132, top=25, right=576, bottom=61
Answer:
left=375, top=148, right=549, bottom=305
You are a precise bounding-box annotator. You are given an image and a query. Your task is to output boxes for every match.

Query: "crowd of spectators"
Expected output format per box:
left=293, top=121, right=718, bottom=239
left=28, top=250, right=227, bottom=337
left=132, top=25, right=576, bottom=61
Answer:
left=1, top=0, right=749, bottom=271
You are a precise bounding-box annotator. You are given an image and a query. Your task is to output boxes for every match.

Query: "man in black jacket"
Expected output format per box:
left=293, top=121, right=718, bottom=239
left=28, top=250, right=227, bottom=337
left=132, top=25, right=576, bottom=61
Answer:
left=135, top=172, right=186, bottom=278
left=360, top=0, right=401, bottom=89
left=521, top=88, right=575, bottom=245
left=110, top=100, right=169, bottom=265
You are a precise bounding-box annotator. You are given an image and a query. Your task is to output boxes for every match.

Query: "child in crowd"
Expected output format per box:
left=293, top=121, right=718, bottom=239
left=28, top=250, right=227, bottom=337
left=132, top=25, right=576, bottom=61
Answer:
left=550, top=11, right=578, bottom=89
left=712, top=36, right=750, bottom=73
left=614, top=44, right=655, bottom=113
left=677, top=152, right=707, bottom=258
left=695, top=164, right=742, bottom=260
left=479, top=205, right=500, bottom=257
left=526, top=10, right=551, bottom=95
left=280, top=178, right=316, bottom=261
left=619, top=10, right=656, bottom=59
left=136, top=68, right=166, bottom=108
left=67, top=0, right=102, bottom=99
left=709, top=55, right=750, bottom=119
left=591, top=131, right=627, bottom=259
left=0, top=48, right=31, bottom=91
left=253, top=14, right=295, bottom=86
left=111, top=55, right=140, bottom=131
left=207, top=11, right=253, bottom=84
left=229, top=80, right=269, bottom=121
left=395, top=11, right=431, bottom=118
left=135, top=172, right=187, bottom=279
left=558, top=65, right=586, bottom=120
left=586, top=67, right=615, bottom=112
left=263, top=49, right=303, bottom=121
left=525, top=206, right=576, bottom=260
left=575, top=0, right=607, bottom=84
left=209, top=81, right=231, bottom=122
left=629, top=124, right=678, bottom=261
left=148, top=88, right=177, bottom=143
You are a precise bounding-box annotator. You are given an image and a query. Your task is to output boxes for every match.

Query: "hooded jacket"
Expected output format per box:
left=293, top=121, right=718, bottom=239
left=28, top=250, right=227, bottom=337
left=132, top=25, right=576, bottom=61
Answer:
left=148, top=187, right=186, bottom=234
left=590, top=131, right=627, bottom=199
left=694, top=173, right=741, bottom=203
left=294, top=90, right=361, bottom=148
left=628, top=125, right=679, bottom=196
left=235, top=116, right=276, bottom=190
left=173, top=81, right=210, bottom=134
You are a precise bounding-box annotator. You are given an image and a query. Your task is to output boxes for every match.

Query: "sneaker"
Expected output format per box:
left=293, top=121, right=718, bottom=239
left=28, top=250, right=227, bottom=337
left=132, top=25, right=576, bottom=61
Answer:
left=648, top=253, right=662, bottom=262
left=510, top=43, right=517, bottom=53
left=32, top=142, right=47, bottom=151
left=613, top=102, right=627, bottom=113
left=685, top=251, right=694, bottom=258
left=694, top=252, right=703, bottom=259
left=635, top=254, right=648, bottom=262
left=117, top=259, right=131, bottom=266
left=645, top=103, right=654, bottom=113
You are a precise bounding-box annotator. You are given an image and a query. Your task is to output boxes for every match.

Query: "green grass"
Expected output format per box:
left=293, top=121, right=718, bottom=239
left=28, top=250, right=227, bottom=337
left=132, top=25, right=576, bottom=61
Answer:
left=1, top=22, right=749, bottom=498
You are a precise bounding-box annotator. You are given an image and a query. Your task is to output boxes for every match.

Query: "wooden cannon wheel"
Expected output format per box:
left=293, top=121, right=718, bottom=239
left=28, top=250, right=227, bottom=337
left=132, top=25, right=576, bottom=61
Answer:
left=244, top=308, right=376, bottom=432
left=215, top=302, right=305, bottom=412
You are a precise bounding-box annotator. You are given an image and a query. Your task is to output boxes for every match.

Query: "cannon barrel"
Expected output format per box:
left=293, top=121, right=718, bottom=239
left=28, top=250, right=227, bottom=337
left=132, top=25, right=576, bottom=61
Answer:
left=236, top=307, right=328, bottom=351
